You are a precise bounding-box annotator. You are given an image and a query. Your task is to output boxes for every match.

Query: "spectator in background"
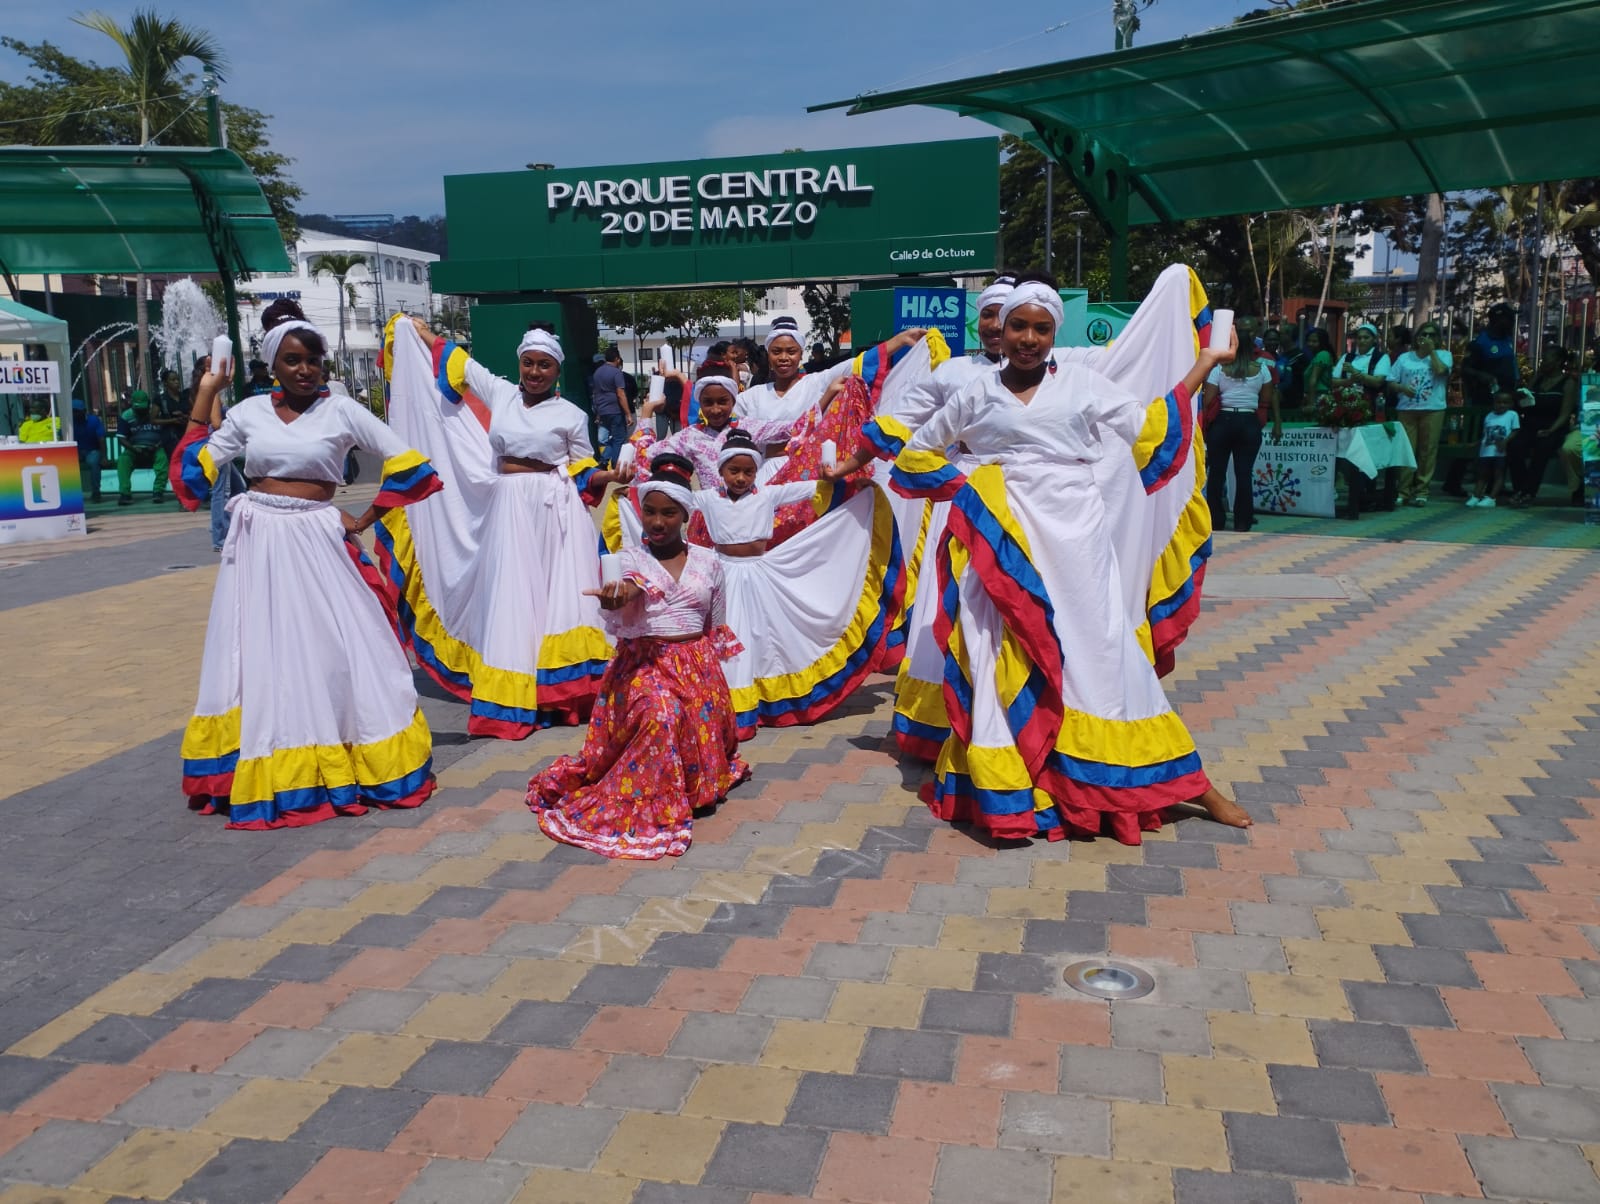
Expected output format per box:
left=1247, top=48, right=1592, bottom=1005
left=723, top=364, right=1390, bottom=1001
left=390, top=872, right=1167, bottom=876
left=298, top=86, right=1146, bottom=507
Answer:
left=246, top=359, right=273, bottom=395
left=1333, top=323, right=1395, bottom=510
left=115, top=390, right=168, bottom=504
left=18, top=397, right=61, bottom=443
left=1508, top=342, right=1578, bottom=507
left=1467, top=388, right=1519, bottom=507
left=1273, top=323, right=1304, bottom=409
left=727, top=338, right=757, bottom=390
left=1463, top=302, right=1520, bottom=405
left=1201, top=315, right=1278, bottom=533
left=1390, top=321, right=1453, bottom=506
left=1301, top=328, right=1336, bottom=403
left=156, top=369, right=187, bottom=456
left=73, top=398, right=106, bottom=502
left=589, top=346, right=632, bottom=468
left=804, top=342, right=832, bottom=374
left=1383, top=327, right=1412, bottom=413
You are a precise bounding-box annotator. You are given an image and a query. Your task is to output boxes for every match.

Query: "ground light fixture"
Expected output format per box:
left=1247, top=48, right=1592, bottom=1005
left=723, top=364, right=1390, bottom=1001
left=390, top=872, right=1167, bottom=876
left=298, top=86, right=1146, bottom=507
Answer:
left=1062, top=960, right=1155, bottom=1000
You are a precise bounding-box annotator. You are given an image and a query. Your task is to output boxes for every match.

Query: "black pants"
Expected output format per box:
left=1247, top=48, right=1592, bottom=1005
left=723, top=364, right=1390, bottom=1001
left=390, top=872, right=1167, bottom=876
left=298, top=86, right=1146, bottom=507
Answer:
left=1507, top=424, right=1564, bottom=498
left=1206, top=410, right=1262, bottom=532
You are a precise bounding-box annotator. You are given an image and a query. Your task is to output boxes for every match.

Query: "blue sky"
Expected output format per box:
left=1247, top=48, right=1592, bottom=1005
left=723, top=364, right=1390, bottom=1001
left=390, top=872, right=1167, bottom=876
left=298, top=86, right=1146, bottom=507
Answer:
left=4, top=1, right=1256, bottom=215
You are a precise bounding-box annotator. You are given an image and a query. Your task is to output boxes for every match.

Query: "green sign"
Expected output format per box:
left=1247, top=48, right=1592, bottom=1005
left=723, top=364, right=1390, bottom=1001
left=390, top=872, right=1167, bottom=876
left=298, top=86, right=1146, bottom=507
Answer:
left=434, top=139, right=998, bottom=295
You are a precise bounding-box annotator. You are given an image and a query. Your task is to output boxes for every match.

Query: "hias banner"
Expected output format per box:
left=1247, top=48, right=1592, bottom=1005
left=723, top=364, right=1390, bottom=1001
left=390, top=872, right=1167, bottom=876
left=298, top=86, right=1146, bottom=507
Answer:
left=893, top=287, right=966, bottom=356
left=1253, top=426, right=1337, bottom=518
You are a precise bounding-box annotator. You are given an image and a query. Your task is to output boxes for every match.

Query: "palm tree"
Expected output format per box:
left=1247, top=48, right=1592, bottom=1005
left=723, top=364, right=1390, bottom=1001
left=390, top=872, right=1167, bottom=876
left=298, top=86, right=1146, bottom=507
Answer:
left=65, top=10, right=228, bottom=393
left=308, top=252, right=367, bottom=379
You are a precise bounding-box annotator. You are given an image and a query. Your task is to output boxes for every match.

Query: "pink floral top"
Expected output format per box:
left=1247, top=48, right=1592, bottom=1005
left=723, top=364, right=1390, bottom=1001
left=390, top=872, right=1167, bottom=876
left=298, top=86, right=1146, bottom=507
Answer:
left=631, top=417, right=794, bottom=485
left=613, top=545, right=743, bottom=658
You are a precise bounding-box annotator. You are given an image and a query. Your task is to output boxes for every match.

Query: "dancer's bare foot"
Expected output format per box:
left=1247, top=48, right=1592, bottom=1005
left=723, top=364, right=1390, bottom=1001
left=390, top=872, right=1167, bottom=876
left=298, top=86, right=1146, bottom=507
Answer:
left=1194, top=786, right=1252, bottom=828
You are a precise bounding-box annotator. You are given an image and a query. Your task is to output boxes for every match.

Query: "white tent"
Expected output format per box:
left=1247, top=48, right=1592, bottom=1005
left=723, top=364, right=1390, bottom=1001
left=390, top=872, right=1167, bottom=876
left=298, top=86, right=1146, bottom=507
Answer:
left=0, top=298, right=71, bottom=440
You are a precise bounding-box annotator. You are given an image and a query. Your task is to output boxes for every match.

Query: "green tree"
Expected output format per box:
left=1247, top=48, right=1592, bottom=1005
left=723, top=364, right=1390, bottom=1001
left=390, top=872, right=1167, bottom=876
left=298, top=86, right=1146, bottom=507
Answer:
left=309, top=252, right=367, bottom=377
left=589, top=290, right=748, bottom=364
left=801, top=284, right=852, bottom=357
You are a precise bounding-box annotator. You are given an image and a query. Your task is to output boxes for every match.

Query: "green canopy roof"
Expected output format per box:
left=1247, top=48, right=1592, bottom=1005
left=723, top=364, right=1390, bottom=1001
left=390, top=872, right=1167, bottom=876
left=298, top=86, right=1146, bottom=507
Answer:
left=0, top=145, right=289, bottom=278
left=813, top=0, right=1600, bottom=266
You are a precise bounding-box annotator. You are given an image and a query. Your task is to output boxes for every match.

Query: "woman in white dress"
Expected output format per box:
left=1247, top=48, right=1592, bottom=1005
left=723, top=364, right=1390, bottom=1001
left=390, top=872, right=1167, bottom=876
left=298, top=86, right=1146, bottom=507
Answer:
left=169, top=300, right=440, bottom=828
left=888, top=276, right=1250, bottom=844
left=378, top=318, right=617, bottom=739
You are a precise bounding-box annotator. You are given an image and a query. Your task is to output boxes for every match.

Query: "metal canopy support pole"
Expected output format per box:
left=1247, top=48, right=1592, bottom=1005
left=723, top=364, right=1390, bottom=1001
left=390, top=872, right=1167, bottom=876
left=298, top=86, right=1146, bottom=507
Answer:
left=1032, top=118, right=1132, bottom=298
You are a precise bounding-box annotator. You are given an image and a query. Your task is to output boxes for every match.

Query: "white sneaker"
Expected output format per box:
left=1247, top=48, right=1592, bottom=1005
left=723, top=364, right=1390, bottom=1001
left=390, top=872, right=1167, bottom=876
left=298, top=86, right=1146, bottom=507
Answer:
left=1465, top=497, right=1481, bottom=507
left=1478, top=497, right=1496, bottom=508
left=1409, top=496, right=1428, bottom=507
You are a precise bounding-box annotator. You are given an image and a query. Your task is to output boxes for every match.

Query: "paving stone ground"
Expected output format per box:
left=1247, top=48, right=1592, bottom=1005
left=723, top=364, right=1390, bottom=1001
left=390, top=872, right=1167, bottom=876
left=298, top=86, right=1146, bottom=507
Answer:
left=3, top=507, right=1600, bottom=1204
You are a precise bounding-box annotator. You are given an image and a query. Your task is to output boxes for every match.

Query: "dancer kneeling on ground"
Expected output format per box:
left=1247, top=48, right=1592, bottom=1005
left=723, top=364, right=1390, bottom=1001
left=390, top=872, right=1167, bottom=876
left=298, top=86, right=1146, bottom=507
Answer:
left=696, top=430, right=903, bottom=739
left=886, top=274, right=1251, bottom=844
left=528, top=455, right=750, bottom=859
left=169, top=299, right=441, bottom=829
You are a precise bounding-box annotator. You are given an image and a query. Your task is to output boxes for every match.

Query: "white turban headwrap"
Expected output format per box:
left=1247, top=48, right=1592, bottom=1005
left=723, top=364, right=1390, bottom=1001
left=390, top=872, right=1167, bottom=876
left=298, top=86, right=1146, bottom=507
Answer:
left=693, top=376, right=740, bottom=409
left=977, top=276, right=1017, bottom=314
left=716, top=440, right=764, bottom=471
left=637, top=479, right=696, bottom=517
left=517, top=328, right=565, bottom=364
left=999, top=282, right=1064, bottom=330
left=260, top=320, right=323, bottom=373
left=765, top=319, right=804, bottom=351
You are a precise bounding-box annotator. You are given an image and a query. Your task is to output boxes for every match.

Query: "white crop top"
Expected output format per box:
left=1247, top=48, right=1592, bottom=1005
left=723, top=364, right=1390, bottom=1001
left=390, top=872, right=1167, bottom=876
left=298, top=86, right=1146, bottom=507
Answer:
left=204, top=392, right=411, bottom=482
left=694, top=482, right=819, bottom=545
left=612, top=544, right=726, bottom=639
left=460, top=357, right=595, bottom=464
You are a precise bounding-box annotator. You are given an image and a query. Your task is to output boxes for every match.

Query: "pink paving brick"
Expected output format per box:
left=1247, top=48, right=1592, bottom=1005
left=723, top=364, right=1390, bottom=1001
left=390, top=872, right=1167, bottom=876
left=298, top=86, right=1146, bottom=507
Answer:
left=14, top=1063, right=157, bottom=1121
left=488, top=1048, right=611, bottom=1105
left=1439, top=989, right=1561, bottom=1037
left=1144, top=896, right=1235, bottom=934
left=1181, top=869, right=1268, bottom=902
left=1466, top=952, right=1580, bottom=997
left=238, top=982, right=355, bottom=1027
left=132, top=1019, right=261, bottom=1072
left=1011, top=996, right=1111, bottom=1046
left=1489, top=919, right=1595, bottom=959
left=279, top=1148, right=428, bottom=1204
left=720, top=937, right=814, bottom=976
left=953, top=1036, right=1060, bottom=1092
left=833, top=879, right=915, bottom=913
left=781, top=908, right=867, bottom=943
left=481, top=889, right=577, bottom=925
left=1297, top=1185, right=1425, bottom=1204
left=890, top=1081, right=1002, bottom=1147
left=324, top=950, right=438, bottom=993
left=881, top=853, right=961, bottom=883
left=1376, top=1074, right=1512, bottom=1137
left=387, top=1095, right=523, bottom=1159
left=813, top=1132, right=940, bottom=1204
left=1109, top=924, right=1196, bottom=966
left=574, top=1005, right=684, bottom=1056
left=1339, top=1125, right=1482, bottom=1196
left=1408, top=1030, right=1539, bottom=1084
left=0, top=1113, right=44, bottom=1158
left=411, top=917, right=505, bottom=954
left=653, top=968, right=753, bottom=1014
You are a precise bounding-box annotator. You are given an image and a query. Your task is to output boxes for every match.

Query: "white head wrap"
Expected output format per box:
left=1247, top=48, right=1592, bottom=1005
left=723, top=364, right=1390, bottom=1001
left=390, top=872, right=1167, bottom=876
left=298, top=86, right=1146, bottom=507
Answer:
left=716, top=439, right=764, bottom=471
left=765, top=318, right=804, bottom=351
left=693, top=376, right=740, bottom=410
left=637, top=479, right=696, bottom=517
left=260, top=319, right=323, bottom=373
left=999, top=282, right=1064, bottom=330
left=977, top=276, right=1017, bottom=314
left=517, top=328, right=564, bottom=364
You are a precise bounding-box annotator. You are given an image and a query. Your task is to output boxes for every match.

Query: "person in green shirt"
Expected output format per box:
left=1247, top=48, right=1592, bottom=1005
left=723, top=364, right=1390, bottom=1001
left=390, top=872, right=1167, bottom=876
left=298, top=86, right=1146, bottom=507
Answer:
left=116, top=390, right=170, bottom=504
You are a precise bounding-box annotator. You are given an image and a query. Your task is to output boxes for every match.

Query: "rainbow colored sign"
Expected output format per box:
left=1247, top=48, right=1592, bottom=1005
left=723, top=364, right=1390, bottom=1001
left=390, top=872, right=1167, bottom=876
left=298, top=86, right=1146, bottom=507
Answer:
left=0, top=442, right=86, bottom=545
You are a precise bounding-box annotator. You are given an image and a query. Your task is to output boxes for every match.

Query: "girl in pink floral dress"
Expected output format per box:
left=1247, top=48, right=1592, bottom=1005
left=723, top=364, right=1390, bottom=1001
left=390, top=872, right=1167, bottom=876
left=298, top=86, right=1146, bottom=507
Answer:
left=527, top=455, right=750, bottom=859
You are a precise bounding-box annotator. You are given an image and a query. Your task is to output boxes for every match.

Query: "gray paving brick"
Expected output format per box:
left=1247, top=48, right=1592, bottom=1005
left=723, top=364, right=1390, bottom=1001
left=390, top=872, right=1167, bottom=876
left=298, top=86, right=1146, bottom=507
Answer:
left=806, top=942, right=893, bottom=982
left=738, top=975, right=835, bottom=1020
left=488, top=1000, right=595, bottom=1048
left=1262, top=875, right=1348, bottom=907
left=568, top=964, right=670, bottom=1006
left=1105, top=864, right=1183, bottom=895
left=0, top=1055, right=69, bottom=1110
left=1268, top=1064, right=1389, bottom=1123
left=1111, top=1003, right=1211, bottom=1055
left=1021, top=920, right=1107, bottom=956
left=559, top=895, right=644, bottom=926
left=702, top=1122, right=827, bottom=1195
left=483, top=861, right=565, bottom=892
left=494, top=1100, right=622, bottom=1168
left=702, top=902, right=789, bottom=938
left=669, top=1013, right=774, bottom=1065
left=1463, top=1135, right=1600, bottom=1203
left=1066, top=891, right=1148, bottom=924
left=932, top=1145, right=1053, bottom=1204
left=280, top=878, right=368, bottom=909
left=1308, top=1020, right=1422, bottom=1071
left=1547, top=998, right=1600, bottom=1041
left=342, top=913, right=435, bottom=948
left=1323, top=829, right=1402, bottom=856
left=1426, top=884, right=1521, bottom=918
left=1060, top=1046, right=1163, bottom=1101
left=175, top=1137, right=324, bottom=1204
left=785, top=1071, right=897, bottom=1133
left=1493, top=1083, right=1600, bottom=1142
left=1401, top=913, right=1504, bottom=952
left=409, top=954, right=512, bottom=994
left=395, top=1040, right=518, bottom=1096
left=291, top=1086, right=429, bottom=1149
left=110, top=1070, right=242, bottom=1129
left=219, top=1027, right=342, bottom=1079
left=395, top=1157, right=527, bottom=1204
left=974, top=952, right=1055, bottom=996
left=1375, top=944, right=1481, bottom=988
left=633, top=1186, right=749, bottom=1204
left=998, top=1091, right=1110, bottom=1156
left=1570, top=959, right=1600, bottom=998
left=155, top=976, right=275, bottom=1022
left=354, top=852, right=433, bottom=881
left=921, top=989, right=1012, bottom=1037
left=1345, top=982, right=1453, bottom=1028
left=1142, top=841, right=1219, bottom=870
left=487, top=923, right=581, bottom=959
left=586, top=1054, right=699, bottom=1111
left=1451, top=860, right=1543, bottom=891
left=254, top=942, right=358, bottom=983
left=909, top=883, right=991, bottom=916
left=1225, top=1111, right=1348, bottom=1180
left=1193, top=934, right=1287, bottom=973
left=858, top=913, right=943, bottom=946
left=321, top=988, right=430, bottom=1034
left=954, top=858, right=1034, bottom=886
left=194, top=905, right=293, bottom=940
left=54, top=1014, right=179, bottom=1064
left=0, top=1119, right=135, bottom=1186
left=639, top=931, right=733, bottom=969
left=1151, top=967, right=1251, bottom=1013
left=1229, top=901, right=1321, bottom=939
left=1295, top=850, right=1377, bottom=880
left=857, top=1028, right=959, bottom=1082
left=1172, top=1168, right=1296, bottom=1204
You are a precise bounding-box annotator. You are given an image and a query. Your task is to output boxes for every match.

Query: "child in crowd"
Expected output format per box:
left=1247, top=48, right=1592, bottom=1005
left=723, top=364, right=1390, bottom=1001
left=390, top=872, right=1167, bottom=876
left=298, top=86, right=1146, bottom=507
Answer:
left=1468, top=389, right=1521, bottom=508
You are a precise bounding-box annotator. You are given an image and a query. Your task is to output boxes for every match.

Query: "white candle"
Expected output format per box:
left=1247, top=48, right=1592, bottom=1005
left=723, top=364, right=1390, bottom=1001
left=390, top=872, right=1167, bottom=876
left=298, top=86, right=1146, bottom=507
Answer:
left=211, top=335, right=233, bottom=377
left=599, top=553, right=622, bottom=586
left=616, top=444, right=636, bottom=474
left=1209, top=309, right=1235, bottom=352
left=657, top=344, right=675, bottom=372
left=821, top=439, right=837, bottom=469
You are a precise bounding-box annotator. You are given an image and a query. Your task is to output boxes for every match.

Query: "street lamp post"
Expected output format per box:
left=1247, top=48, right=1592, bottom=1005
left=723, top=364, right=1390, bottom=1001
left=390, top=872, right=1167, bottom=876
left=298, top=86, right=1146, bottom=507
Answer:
left=1067, top=210, right=1090, bottom=289
left=1044, top=162, right=1054, bottom=274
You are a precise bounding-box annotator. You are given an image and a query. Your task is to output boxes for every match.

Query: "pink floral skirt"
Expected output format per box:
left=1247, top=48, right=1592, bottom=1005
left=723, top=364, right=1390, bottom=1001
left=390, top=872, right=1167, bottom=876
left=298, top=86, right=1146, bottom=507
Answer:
left=527, top=634, right=750, bottom=859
